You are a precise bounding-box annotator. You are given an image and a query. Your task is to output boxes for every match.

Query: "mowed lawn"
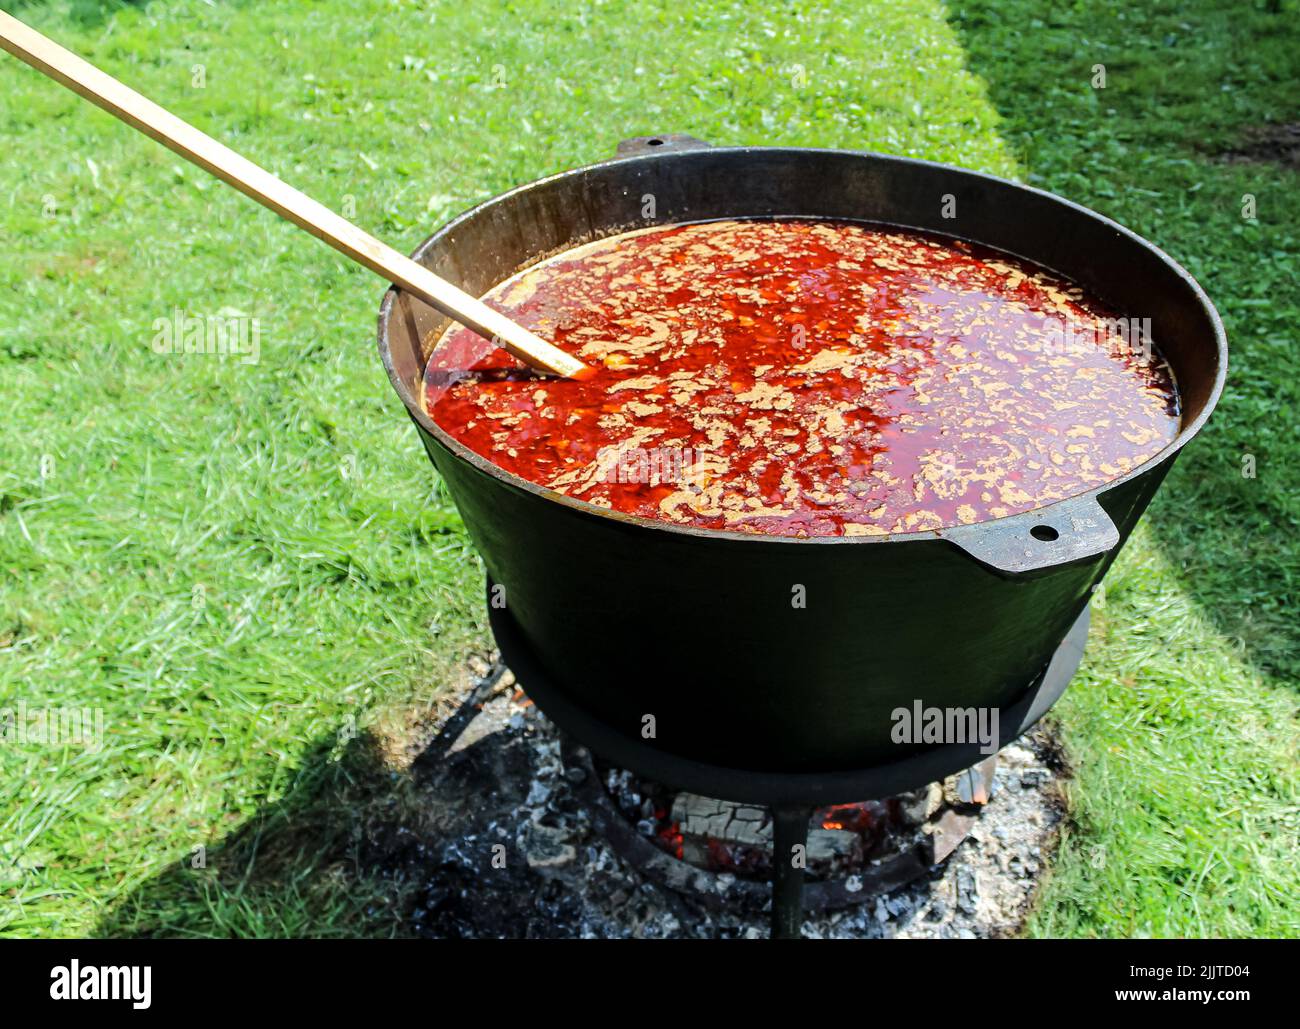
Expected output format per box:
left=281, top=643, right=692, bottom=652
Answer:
left=953, top=0, right=1298, bottom=938
left=0, top=0, right=1015, bottom=936
left=0, top=0, right=1293, bottom=938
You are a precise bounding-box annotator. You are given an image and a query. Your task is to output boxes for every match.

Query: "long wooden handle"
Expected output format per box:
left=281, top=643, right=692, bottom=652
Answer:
left=0, top=11, right=590, bottom=379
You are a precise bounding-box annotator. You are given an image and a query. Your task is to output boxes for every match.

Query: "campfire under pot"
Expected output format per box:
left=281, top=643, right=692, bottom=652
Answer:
left=489, top=586, right=1089, bottom=937
left=414, top=648, right=1068, bottom=938
left=586, top=748, right=1002, bottom=918
left=377, top=137, right=1226, bottom=936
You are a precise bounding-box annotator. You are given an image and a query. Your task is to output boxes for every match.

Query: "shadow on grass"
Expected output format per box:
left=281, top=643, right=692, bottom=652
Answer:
left=948, top=0, right=1300, bottom=689
left=95, top=676, right=559, bottom=939
left=94, top=729, right=428, bottom=939
left=1149, top=442, right=1299, bottom=686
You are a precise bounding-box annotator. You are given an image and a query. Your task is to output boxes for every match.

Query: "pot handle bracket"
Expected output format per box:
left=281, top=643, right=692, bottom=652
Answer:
left=938, top=494, right=1120, bottom=576
left=614, top=134, right=713, bottom=158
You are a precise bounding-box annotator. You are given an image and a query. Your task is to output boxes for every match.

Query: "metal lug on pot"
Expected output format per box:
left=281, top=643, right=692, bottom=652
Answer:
left=614, top=134, right=713, bottom=158
left=939, top=494, right=1120, bottom=576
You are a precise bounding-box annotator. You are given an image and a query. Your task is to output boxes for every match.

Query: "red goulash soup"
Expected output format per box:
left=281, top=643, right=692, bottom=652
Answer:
left=423, top=220, right=1180, bottom=537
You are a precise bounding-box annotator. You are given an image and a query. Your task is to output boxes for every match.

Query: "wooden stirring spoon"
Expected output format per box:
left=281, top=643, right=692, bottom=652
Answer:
left=0, top=11, right=592, bottom=380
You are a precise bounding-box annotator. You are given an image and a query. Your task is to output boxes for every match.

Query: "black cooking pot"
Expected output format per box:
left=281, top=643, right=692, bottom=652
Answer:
left=377, top=136, right=1226, bottom=775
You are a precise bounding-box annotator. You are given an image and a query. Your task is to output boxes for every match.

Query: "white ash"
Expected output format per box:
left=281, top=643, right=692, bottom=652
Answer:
left=407, top=668, right=1065, bottom=939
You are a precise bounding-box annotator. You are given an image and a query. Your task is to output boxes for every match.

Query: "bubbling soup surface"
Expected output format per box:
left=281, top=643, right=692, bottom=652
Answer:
left=423, top=219, right=1180, bottom=537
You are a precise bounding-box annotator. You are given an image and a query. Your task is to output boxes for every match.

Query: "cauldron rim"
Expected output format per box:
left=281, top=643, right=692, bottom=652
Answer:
left=376, top=145, right=1227, bottom=551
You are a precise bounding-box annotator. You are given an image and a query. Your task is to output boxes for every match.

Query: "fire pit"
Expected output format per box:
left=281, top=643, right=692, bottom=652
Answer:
left=377, top=137, right=1226, bottom=937
left=488, top=582, right=1088, bottom=936
left=586, top=748, right=1001, bottom=912
left=409, top=654, right=1066, bottom=940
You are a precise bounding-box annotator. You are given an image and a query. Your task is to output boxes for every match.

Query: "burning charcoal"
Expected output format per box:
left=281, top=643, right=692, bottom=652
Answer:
left=519, top=822, right=576, bottom=869
left=897, top=783, right=944, bottom=827
left=671, top=794, right=771, bottom=843
left=953, top=758, right=997, bottom=806
left=806, top=829, right=862, bottom=867
left=406, top=674, right=1061, bottom=937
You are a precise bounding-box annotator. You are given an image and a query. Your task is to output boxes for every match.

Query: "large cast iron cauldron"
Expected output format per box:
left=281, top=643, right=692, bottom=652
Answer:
left=377, top=136, right=1226, bottom=775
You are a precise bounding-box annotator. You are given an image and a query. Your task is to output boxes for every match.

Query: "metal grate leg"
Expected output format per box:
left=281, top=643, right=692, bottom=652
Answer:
left=770, top=805, right=813, bottom=939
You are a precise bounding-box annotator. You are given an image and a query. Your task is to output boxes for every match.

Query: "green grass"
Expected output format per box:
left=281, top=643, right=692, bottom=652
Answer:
left=953, top=0, right=1299, bottom=937
left=2, top=0, right=1294, bottom=939
left=0, top=0, right=1019, bottom=936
